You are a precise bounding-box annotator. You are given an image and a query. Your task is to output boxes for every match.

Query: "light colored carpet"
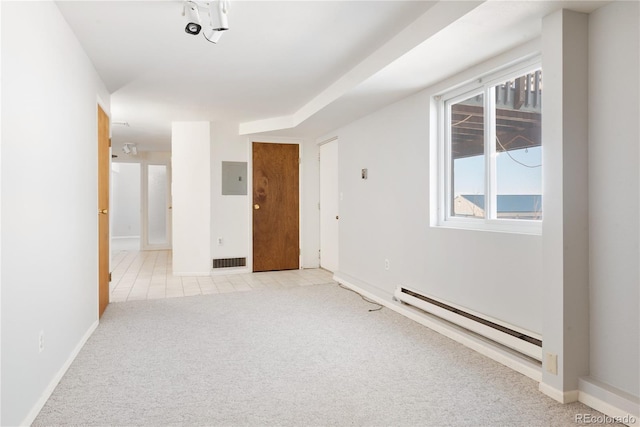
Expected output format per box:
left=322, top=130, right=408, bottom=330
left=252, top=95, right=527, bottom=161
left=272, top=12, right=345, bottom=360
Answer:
left=34, top=283, right=612, bottom=426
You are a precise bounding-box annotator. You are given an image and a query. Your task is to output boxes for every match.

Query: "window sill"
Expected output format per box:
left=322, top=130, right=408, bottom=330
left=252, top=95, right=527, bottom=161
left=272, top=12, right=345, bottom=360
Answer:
left=435, top=218, right=542, bottom=236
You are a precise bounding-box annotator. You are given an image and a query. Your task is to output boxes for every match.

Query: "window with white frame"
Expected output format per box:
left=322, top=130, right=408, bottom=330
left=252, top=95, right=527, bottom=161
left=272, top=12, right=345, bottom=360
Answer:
left=438, top=60, right=542, bottom=233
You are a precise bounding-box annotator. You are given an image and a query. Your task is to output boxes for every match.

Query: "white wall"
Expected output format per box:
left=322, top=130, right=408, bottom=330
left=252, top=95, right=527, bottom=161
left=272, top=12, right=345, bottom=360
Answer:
left=131, top=121, right=322, bottom=275
left=172, top=122, right=211, bottom=275
left=111, top=163, right=141, bottom=238
left=587, top=0, right=639, bottom=399
left=301, top=138, right=320, bottom=268
left=325, top=2, right=639, bottom=417
left=330, top=42, right=543, bottom=335
left=210, top=122, right=249, bottom=263
left=1, top=2, right=110, bottom=425
left=210, top=127, right=320, bottom=271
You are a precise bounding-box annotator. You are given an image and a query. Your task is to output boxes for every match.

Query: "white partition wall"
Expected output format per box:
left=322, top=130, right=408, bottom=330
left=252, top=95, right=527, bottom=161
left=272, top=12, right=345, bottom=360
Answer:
left=585, top=0, right=640, bottom=416
left=171, top=122, right=211, bottom=275
left=1, top=2, right=110, bottom=424
left=540, top=9, right=590, bottom=401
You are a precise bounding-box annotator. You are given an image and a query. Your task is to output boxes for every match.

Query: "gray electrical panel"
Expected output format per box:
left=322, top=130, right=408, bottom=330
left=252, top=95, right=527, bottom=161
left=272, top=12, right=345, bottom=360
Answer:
left=221, top=161, right=247, bottom=195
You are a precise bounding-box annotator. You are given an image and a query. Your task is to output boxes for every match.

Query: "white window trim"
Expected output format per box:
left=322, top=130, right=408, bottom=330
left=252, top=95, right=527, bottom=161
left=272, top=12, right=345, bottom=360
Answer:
left=436, top=57, right=543, bottom=235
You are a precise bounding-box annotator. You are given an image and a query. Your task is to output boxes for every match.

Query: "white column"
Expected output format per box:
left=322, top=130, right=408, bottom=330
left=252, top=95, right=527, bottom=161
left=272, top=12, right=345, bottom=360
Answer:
left=540, top=9, right=589, bottom=402
left=171, top=122, right=211, bottom=275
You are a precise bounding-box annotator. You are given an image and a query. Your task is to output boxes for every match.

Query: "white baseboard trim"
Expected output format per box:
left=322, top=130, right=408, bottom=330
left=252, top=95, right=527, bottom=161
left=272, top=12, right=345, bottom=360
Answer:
left=578, top=377, right=640, bottom=426
left=333, top=272, right=542, bottom=383
left=21, top=319, right=99, bottom=426
left=301, top=263, right=321, bottom=269
left=538, top=382, right=579, bottom=403
left=209, top=266, right=319, bottom=277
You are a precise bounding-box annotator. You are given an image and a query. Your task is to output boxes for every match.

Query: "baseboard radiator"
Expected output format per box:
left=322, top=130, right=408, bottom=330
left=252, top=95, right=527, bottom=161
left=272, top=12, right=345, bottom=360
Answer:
left=394, top=286, right=542, bottom=361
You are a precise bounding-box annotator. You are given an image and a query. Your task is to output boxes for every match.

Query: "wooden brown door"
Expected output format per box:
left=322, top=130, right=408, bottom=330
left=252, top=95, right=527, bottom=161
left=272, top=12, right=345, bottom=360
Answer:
left=98, top=105, right=110, bottom=317
left=252, top=142, right=299, bottom=272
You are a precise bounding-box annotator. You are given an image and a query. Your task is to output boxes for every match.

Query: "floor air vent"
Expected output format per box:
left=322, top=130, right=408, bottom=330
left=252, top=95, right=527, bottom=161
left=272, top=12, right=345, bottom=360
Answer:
left=395, top=286, right=542, bottom=361
left=212, top=258, right=246, bottom=269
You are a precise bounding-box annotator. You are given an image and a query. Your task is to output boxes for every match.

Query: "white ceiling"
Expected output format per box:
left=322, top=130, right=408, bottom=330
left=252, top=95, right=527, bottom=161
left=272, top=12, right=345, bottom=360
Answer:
left=56, top=0, right=608, bottom=152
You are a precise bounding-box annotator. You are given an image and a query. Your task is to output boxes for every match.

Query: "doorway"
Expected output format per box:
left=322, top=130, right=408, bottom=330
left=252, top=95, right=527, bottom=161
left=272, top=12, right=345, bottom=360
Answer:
left=110, top=161, right=172, bottom=254
left=252, top=142, right=300, bottom=272
left=320, top=139, right=339, bottom=272
left=111, top=162, right=141, bottom=251
left=142, top=163, right=172, bottom=250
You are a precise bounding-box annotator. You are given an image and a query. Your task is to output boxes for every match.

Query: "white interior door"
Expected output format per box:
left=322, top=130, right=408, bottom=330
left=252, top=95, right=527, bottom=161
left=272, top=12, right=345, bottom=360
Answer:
left=320, top=139, right=339, bottom=272
left=110, top=162, right=141, bottom=251
left=143, top=162, right=172, bottom=250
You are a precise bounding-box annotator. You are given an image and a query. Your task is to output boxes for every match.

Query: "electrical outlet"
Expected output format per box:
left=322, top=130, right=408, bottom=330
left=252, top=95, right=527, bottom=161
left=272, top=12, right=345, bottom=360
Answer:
left=545, top=352, right=557, bottom=375
left=38, top=330, right=45, bottom=353
left=384, top=259, right=390, bottom=271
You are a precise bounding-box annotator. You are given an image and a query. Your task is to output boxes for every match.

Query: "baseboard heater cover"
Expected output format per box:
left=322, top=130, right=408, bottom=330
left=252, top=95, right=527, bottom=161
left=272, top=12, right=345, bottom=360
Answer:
left=395, top=286, right=542, bottom=361
left=212, top=257, right=246, bottom=269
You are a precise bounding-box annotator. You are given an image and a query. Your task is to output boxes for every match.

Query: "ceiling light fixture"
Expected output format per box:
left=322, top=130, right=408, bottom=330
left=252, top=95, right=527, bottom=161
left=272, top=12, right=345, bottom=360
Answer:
left=203, top=27, right=223, bottom=44
left=122, top=143, right=137, bottom=156
left=183, top=0, right=229, bottom=43
left=183, top=1, right=202, bottom=35
left=207, top=0, right=229, bottom=32
left=186, top=22, right=202, bottom=35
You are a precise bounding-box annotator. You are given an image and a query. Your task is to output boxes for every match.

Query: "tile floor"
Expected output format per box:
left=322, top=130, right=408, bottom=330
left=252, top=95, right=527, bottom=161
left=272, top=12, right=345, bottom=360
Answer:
left=110, top=250, right=336, bottom=303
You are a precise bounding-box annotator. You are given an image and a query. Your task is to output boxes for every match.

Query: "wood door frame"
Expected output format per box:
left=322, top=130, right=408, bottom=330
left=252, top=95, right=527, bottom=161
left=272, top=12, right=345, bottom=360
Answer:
left=247, top=138, right=303, bottom=272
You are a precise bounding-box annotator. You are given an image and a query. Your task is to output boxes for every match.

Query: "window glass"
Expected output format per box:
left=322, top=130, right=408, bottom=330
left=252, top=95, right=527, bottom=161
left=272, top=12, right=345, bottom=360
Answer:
left=451, top=93, right=485, bottom=218
left=438, top=61, right=543, bottom=232
left=494, top=71, right=542, bottom=220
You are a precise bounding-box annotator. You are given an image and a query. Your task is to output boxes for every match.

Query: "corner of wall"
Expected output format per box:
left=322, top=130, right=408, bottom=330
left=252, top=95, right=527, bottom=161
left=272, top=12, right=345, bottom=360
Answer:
left=538, top=382, right=579, bottom=404
left=540, top=7, right=590, bottom=394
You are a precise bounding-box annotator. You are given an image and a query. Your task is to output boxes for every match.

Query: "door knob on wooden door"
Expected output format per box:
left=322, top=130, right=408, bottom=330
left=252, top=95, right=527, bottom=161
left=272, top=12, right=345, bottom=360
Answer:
left=99, top=209, right=108, bottom=215
left=254, top=204, right=260, bottom=210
